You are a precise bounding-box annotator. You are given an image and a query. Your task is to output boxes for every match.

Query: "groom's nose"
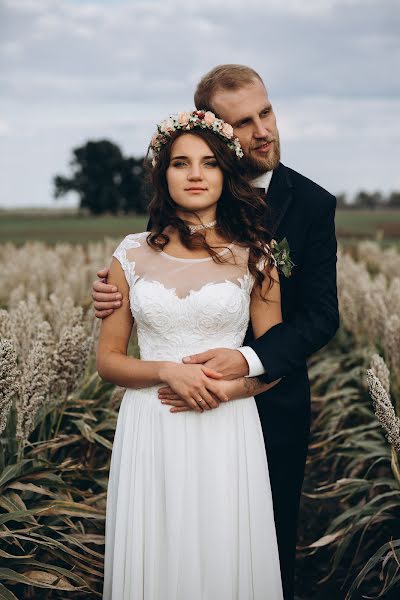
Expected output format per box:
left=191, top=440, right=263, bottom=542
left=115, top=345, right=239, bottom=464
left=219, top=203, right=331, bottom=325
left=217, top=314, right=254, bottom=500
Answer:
left=253, top=117, right=268, bottom=138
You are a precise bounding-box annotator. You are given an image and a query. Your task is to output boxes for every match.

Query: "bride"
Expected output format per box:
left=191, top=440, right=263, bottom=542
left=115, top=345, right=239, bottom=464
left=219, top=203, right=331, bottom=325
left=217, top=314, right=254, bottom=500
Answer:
left=97, top=109, right=284, bottom=599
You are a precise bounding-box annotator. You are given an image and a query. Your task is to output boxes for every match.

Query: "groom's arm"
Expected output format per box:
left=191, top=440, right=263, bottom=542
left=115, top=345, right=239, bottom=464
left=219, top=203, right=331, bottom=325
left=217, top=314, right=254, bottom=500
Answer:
left=247, top=193, right=339, bottom=383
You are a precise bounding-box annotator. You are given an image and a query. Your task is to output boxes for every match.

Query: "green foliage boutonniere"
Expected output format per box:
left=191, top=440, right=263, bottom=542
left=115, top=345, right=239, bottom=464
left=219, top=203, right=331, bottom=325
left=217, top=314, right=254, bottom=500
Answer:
left=270, top=237, right=295, bottom=278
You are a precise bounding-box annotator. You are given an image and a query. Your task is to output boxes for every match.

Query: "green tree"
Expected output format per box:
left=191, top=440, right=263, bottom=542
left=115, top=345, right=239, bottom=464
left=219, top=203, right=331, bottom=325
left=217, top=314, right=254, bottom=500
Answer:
left=53, top=140, right=148, bottom=215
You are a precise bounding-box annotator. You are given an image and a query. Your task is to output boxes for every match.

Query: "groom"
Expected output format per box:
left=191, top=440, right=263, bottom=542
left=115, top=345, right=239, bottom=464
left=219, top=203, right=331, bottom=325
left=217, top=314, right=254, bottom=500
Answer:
left=92, top=64, right=339, bottom=599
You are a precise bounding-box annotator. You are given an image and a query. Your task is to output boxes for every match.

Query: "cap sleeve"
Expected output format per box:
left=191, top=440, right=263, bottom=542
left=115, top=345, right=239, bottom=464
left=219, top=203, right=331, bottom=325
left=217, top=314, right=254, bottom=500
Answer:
left=112, top=232, right=148, bottom=288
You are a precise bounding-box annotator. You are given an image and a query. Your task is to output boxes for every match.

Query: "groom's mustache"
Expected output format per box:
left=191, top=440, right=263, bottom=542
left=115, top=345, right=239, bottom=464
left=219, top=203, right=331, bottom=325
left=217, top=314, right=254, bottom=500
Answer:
left=252, top=138, right=277, bottom=150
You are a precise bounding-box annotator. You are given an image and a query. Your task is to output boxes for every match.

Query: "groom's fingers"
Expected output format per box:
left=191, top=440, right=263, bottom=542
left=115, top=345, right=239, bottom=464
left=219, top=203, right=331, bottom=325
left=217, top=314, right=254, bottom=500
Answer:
left=158, top=386, right=174, bottom=395
left=160, top=393, right=181, bottom=401
left=158, top=387, right=181, bottom=400
left=201, top=366, right=223, bottom=380
left=162, top=399, right=187, bottom=407
left=183, top=350, right=215, bottom=364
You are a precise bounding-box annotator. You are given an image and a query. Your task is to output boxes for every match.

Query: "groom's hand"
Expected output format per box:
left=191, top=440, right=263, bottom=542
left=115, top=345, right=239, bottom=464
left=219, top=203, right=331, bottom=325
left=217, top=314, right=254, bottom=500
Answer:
left=92, top=267, right=122, bottom=318
left=183, top=348, right=249, bottom=380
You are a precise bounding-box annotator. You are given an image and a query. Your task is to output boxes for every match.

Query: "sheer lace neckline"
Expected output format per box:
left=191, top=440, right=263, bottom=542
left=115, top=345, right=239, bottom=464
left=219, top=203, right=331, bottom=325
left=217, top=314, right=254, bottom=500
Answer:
left=112, top=233, right=253, bottom=300
left=160, top=243, right=234, bottom=263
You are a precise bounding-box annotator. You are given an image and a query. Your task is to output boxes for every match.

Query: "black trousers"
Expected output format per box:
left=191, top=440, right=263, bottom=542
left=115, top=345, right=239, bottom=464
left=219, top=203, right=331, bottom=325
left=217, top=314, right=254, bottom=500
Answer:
left=255, top=370, right=311, bottom=600
left=262, top=440, right=309, bottom=600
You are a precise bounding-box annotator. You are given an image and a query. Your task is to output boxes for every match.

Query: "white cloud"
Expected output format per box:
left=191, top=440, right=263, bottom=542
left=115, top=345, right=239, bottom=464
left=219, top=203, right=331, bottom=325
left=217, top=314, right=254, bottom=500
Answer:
left=2, top=0, right=56, bottom=14
left=0, top=41, right=23, bottom=57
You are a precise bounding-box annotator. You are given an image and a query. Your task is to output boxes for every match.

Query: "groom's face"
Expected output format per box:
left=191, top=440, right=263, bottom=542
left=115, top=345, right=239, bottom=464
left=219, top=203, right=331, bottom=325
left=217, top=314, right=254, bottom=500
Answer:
left=210, top=79, right=280, bottom=175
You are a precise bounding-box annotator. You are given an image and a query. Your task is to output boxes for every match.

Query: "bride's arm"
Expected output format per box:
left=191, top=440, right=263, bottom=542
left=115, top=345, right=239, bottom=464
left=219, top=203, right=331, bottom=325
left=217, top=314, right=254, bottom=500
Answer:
left=97, top=258, right=227, bottom=410
left=96, top=257, right=167, bottom=388
left=223, top=264, right=283, bottom=400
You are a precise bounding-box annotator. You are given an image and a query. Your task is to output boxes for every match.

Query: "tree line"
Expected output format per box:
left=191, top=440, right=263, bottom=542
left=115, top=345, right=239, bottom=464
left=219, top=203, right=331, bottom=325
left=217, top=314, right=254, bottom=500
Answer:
left=54, top=139, right=400, bottom=214
left=337, top=191, right=400, bottom=209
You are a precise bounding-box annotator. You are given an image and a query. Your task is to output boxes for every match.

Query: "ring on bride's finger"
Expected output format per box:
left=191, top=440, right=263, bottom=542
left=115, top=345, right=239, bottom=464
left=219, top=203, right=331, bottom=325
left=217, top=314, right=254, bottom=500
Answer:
left=197, top=398, right=205, bottom=404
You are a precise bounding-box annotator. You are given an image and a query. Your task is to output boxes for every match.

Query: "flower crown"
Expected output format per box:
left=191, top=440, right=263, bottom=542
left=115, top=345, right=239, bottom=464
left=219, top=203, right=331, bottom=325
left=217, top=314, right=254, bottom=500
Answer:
left=150, top=109, right=244, bottom=166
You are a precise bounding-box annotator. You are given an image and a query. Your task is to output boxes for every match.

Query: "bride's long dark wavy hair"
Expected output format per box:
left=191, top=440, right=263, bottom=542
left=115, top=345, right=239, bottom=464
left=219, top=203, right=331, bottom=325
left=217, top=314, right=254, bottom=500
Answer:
left=146, top=129, right=275, bottom=294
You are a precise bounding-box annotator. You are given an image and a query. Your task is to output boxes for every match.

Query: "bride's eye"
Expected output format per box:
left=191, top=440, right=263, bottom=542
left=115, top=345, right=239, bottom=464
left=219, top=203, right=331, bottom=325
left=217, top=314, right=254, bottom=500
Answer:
left=205, top=161, right=218, bottom=167
left=171, top=160, right=186, bottom=168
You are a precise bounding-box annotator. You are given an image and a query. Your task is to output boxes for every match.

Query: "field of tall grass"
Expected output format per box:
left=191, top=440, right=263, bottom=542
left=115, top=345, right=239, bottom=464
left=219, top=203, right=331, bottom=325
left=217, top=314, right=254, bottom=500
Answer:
left=0, top=238, right=399, bottom=599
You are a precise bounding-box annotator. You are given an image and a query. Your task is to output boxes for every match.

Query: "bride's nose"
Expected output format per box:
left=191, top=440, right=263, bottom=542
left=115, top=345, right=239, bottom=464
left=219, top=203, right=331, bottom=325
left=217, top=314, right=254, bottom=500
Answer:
left=187, top=163, right=203, bottom=180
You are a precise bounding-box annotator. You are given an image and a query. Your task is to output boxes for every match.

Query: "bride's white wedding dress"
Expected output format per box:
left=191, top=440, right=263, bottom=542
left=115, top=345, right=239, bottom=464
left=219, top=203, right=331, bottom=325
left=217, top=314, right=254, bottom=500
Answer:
left=102, top=232, right=283, bottom=600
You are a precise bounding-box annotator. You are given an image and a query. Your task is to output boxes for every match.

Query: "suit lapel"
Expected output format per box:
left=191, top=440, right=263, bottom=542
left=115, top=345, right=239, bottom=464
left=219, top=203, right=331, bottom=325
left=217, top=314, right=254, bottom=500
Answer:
left=266, top=163, right=294, bottom=238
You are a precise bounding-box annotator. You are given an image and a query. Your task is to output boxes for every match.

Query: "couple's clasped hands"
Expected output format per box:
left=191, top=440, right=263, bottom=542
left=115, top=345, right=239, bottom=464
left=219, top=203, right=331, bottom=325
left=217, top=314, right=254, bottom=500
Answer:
left=159, top=348, right=249, bottom=414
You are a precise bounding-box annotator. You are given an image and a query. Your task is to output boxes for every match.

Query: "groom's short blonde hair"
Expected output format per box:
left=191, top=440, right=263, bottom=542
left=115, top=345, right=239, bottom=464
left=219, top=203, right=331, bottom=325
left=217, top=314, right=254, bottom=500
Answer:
left=194, top=64, right=265, bottom=114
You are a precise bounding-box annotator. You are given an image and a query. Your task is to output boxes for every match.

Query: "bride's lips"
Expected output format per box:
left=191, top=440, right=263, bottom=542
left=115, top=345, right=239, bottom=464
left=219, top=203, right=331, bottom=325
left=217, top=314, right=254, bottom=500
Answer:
left=185, top=187, right=207, bottom=193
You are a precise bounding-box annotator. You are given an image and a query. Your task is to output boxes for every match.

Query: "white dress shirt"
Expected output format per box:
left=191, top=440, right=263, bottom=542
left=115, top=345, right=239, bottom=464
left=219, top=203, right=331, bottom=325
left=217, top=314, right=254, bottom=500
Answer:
left=237, top=170, right=273, bottom=378
left=250, top=170, right=273, bottom=191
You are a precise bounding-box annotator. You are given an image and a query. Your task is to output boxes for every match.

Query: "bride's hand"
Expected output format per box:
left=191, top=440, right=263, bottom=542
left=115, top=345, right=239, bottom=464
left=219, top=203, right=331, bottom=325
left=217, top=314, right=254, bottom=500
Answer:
left=158, top=378, right=232, bottom=413
left=158, top=363, right=229, bottom=412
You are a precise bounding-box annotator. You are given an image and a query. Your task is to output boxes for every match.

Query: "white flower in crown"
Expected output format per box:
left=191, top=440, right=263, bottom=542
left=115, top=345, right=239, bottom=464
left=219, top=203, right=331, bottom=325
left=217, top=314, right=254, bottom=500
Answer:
left=159, top=118, right=174, bottom=134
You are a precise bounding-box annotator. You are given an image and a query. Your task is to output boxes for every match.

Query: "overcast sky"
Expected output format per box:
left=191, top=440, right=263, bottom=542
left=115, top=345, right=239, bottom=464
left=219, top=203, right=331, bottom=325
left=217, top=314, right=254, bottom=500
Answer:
left=0, top=0, right=398, bottom=208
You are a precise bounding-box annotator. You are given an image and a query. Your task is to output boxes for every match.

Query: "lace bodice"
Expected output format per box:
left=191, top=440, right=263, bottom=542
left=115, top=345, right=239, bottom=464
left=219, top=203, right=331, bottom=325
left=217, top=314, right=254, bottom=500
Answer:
left=112, top=232, right=256, bottom=363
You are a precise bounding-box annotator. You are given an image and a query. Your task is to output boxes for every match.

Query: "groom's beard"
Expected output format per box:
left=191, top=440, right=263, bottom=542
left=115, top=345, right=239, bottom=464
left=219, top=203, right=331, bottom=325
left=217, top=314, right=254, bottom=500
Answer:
left=243, top=132, right=281, bottom=176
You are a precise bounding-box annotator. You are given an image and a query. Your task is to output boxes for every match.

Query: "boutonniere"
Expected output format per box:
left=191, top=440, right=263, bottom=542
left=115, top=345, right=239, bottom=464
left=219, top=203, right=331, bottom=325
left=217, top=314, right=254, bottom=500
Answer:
left=270, top=237, right=295, bottom=278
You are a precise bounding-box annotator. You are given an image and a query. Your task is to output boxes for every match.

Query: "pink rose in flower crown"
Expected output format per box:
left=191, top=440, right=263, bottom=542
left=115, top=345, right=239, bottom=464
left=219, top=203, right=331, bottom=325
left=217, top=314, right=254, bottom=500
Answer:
left=204, top=111, right=216, bottom=126
left=178, top=112, right=190, bottom=126
left=151, top=133, right=159, bottom=147
left=221, top=122, right=234, bottom=138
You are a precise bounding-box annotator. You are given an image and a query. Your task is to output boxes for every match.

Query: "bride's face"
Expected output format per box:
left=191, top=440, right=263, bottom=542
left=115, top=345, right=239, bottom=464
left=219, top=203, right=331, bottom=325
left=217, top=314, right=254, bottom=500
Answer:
left=166, top=133, right=224, bottom=221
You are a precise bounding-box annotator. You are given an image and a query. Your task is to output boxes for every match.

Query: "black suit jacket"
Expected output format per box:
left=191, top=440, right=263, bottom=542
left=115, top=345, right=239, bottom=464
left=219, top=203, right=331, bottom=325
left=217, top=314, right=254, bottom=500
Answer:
left=246, top=162, right=339, bottom=447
